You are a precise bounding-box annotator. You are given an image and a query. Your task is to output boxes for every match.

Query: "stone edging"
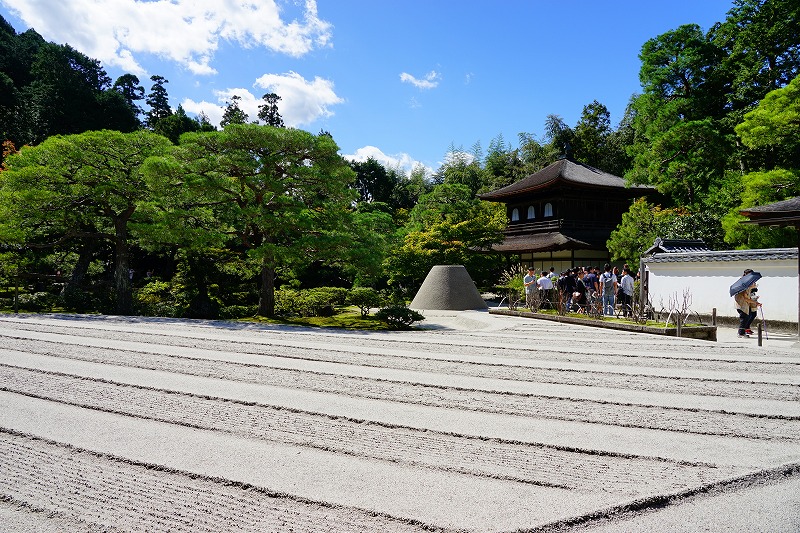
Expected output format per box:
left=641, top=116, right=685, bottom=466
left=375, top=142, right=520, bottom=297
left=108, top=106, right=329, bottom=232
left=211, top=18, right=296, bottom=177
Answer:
left=489, top=308, right=717, bottom=341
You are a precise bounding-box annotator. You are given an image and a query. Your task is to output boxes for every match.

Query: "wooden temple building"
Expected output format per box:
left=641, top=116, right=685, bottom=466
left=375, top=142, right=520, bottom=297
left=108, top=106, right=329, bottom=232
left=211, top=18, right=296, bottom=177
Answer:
left=479, top=158, right=655, bottom=273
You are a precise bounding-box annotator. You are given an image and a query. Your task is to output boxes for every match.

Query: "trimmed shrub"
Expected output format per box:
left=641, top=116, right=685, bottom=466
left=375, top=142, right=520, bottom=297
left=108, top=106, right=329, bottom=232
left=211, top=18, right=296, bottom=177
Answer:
left=375, top=305, right=425, bottom=329
left=61, top=286, right=97, bottom=313
left=16, top=291, right=60, bottom=311
left=133, top=280, right=181, bottom=317
left=275, top=287, right=349, bottom=317
left=218, top=305, right=258, bottom=319
left=348, top=287, right=383, bottom=317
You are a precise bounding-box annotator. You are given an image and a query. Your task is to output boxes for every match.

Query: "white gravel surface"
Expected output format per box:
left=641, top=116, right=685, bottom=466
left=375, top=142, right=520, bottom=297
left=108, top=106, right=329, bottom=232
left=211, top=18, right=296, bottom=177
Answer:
left=1, top=311, right=799, bottom=532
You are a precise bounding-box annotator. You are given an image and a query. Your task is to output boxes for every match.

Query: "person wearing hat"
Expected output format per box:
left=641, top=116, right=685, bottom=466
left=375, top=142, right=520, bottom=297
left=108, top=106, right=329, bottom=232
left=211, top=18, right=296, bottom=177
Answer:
left=523, top=266, right=538, bottom=309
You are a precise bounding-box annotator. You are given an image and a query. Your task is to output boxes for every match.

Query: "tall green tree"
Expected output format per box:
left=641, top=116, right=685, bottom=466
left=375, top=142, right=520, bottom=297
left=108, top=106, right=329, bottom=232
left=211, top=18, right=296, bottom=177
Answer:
left=484, top=134, right=526, bottom=191
left=257, top=92, right=285, bottom=127
left=517, top=132, right=559, bottom=175
left=572, top=100, right=611, bottom=168
left=24, top=42, right=121, bottom=141
left=157, top=124, right=356, bottom=316
left=112, top=73, right=145, bottom=125
left=220, top=95, right=248, bottom=127
left=627, top=24, right=730, bottom=207
left=145, top=75, right=172, bottom=128
left=0, top=130, right=172, bottom=314
left=735, top=72, right=800, bottom=169
left=350, top=157, right=399, bottom=204
left=723, top=74, right=800, bottom=247
left=385, top=183, right=505, bottom=295
left=435, top=149, right=489, bottom=196
left=712, top=0, right=800, bottom=123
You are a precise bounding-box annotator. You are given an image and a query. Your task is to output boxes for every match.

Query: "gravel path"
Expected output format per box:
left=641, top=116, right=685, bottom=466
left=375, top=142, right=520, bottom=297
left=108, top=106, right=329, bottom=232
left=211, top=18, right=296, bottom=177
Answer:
left=1, top=312, right=799, bottom=532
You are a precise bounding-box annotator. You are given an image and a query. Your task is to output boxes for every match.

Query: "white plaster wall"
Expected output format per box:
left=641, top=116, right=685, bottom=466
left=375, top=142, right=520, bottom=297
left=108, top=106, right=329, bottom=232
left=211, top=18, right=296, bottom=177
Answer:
left=645, top=259, right=797, bottom=323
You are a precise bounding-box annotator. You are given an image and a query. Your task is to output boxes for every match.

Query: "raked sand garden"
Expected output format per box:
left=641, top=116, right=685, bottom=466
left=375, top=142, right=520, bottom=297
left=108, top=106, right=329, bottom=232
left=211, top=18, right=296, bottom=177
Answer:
left=1, top=311, right=799, bottom=532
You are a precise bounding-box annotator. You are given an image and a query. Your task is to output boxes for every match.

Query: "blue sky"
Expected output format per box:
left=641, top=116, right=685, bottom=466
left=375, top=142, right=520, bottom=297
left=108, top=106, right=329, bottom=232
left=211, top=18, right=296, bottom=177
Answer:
left=0, top=0, right=734, bottom=174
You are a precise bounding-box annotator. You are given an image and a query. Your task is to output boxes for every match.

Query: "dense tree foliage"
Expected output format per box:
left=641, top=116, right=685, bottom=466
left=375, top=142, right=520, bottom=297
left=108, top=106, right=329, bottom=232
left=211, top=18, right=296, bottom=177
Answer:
left=0, top=18, right=141, bottom=147
left=385, top=183, right=506, bottom=296
left=721, top=74, right=800, bottom=247
left=220, top=95, right=249, bottom=128
left=145, top=75, right=172, bottom=129
left=0, top=130, right=172, bottom=314
left=147, top=124, right=357, bottom=316
left=609, top=0, right=800, bottom=260
left=2, top=1, right=800, bottom=319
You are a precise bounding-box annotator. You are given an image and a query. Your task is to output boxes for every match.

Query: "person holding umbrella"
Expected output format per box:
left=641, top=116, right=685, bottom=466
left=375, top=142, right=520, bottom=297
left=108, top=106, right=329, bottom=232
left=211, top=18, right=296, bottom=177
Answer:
left=731, top=269, right=762, bottom=338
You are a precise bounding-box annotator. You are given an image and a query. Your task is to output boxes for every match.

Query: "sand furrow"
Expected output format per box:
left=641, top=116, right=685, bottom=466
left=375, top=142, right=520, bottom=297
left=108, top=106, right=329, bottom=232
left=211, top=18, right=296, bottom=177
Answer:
left=0, top=431, right=438, bottom=533
left=3, top=341, right=799, bottom=439
left=0, top=365, right=744, bottom=495
left=2, top=313, right=799, bottom=532
left=3, top=319, right=799, bottom=375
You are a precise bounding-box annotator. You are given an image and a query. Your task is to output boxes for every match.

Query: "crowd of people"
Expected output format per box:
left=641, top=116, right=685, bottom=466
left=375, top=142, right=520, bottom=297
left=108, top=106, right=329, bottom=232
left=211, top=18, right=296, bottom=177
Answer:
left=524, top=263, right=637, bottom=316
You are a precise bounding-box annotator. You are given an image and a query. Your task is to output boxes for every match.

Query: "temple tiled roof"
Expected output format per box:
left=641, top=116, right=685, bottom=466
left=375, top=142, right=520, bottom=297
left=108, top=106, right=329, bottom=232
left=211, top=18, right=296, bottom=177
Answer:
left=740, top=196, right=800, bottom=227
left=488, top=232, right=592, bottom=253
left=479, top=158, right=653, bottom=201
left=741, top=197, right=800, bottom=214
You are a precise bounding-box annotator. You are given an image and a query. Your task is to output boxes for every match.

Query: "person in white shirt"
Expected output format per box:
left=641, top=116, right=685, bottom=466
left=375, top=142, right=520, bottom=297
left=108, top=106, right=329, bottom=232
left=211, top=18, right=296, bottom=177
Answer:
left=618, top=267, right=635, bottom=317
left=537, top=271, right=553, bottom=290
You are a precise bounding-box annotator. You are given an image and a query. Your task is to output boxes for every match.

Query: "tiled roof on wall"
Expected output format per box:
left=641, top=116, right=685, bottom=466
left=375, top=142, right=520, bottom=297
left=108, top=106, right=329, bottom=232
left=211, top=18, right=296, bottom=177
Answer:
left=643, top=237, right=711, bottom=255
left=644, top=248, right=798, bottom=263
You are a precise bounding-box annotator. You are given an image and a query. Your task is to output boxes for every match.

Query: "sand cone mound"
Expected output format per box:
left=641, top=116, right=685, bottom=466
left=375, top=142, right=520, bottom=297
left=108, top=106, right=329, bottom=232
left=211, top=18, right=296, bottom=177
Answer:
left=410, top=265, right=488, bottom=311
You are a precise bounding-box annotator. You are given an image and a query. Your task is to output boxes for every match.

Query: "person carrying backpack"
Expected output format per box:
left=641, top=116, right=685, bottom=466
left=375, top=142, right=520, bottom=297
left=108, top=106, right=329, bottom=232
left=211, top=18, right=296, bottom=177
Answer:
left=600, top=263, right=617, bottom=316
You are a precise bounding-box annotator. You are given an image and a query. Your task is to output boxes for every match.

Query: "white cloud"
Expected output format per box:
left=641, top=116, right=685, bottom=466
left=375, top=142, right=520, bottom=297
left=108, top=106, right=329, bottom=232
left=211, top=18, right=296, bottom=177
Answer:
left=0, top=0, right=332, bottom=75
left=181, top=72, right=343, bottom=128
left=344, top=146, right=433, bottom=177
left=182, top=88, right=258, bottom=128
left=254, top=71, right=344, bottom=126
left=399, top=70, right=441, bottom=90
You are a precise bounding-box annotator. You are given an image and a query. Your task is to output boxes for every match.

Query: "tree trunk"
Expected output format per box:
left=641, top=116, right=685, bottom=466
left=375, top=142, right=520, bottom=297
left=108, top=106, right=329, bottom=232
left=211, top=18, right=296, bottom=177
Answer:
left=112, top=218, right=133, bottom=315
left=186, top=254, right=218, bottom=319
left=61, top=237, right=99, bottom=311
left=258, top=258, right=276, bottom=317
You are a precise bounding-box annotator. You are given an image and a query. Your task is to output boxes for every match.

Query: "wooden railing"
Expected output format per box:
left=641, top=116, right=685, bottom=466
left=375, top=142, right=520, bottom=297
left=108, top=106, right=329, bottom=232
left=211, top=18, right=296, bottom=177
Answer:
left=504, top=219, right=616, bottom=234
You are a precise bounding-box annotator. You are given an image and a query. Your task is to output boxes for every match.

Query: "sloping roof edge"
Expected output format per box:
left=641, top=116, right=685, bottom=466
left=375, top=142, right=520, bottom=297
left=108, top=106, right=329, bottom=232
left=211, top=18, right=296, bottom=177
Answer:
left=643, top=237, right=711, bottom=255
left=489, top=232, right=593, bottom=253
left=740, top=196, right=800, bottom=215
left=479, top=158, right=653, bottom=201
left=644, top=247, right=798, bottom=264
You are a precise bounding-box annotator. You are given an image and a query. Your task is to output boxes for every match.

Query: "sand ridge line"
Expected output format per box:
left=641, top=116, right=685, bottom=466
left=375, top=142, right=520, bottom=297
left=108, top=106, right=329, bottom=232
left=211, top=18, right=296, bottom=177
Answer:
left=5, top=351, right=800, bottom=444
left=3, top=315, right=797, bottom=366
left=0, top=428, right=446, bottom=533
left=516, top=462, right=800, bottom=533
left=5, top=323, right=800, bottom=385
left=6, top=333, right=800, bottom=408
left=2, top=365, right=746, bottom=494
left=0, top=363, right=758, bottom=463
left=6, top=339, right=800, bottom=427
